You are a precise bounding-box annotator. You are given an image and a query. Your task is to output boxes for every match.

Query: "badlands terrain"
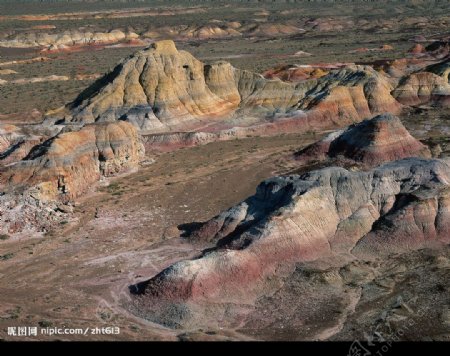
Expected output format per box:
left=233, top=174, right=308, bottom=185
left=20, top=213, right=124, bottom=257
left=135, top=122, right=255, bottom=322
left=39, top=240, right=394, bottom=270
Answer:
left=0, top=0, right=450, bottom=342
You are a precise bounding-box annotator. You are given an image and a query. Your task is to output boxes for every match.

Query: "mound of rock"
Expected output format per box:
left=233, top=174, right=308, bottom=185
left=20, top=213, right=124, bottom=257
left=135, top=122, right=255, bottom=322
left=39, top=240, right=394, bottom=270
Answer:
left=263, top=64, right=328, bottom=82
left=131, top=158, right=450, bottom=328
left=408, top=43, right=426, bottom=55
left=0, top=124, right=23, bottom=153
left=67, top=40, right=244, bottom=130
left=392, top=58, right=450, bottom=107
left=295, top=113, right=431, bottom=168
left=0, top=121, right=143, bottom=202
left=425, top=40, right=450, bottom=59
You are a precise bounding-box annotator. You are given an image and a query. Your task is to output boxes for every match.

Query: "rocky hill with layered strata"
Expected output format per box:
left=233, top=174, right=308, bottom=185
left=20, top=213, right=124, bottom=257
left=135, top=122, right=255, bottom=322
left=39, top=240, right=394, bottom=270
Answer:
left=63, top=40, right=402, bottom=136
left=131, top=158, right=450, bottom=328
left=295, top=113, right=431, bottom=168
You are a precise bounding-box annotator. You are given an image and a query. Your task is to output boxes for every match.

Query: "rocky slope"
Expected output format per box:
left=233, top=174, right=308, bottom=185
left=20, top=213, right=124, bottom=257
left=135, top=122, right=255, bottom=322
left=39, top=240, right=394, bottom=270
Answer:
left=130, top=157, right=450, bottom=328
left=241, top=245, right=450, bottom=341
left=295, top=113, right=431, bottom=168
left=0, top=121, right=143, bottom=235
left=1, top=121, right=143, bottom=202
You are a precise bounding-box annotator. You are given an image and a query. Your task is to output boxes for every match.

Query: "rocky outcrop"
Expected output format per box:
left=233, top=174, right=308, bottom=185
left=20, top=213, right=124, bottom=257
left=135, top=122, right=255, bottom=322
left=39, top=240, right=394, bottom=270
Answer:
left=0, top=21, right=302, bottom=51
left=143, top=24, right=241, bottom=40
left=392, top=58, right=450, bottom=107
left=65, top=40, right=402, bottom=136
left=142, top=130, right=239, bottom=151
left=0, top=124, right=44, bottom=166
left=67, top=40, right=244, bottom=131
left=0, top=124, right=22, bottom=154
left=304, top=17, right=354, bottom=32
left=0, top=29, right=129, bottom=48
left=0, top=188, right=69, bottom=236
left=141, top=22, right=302, bottom=41
left=409, top=43, right=426, bottom=55
left=295, top=114, right=431, bottom=168
left=141, top=126, right=259, bottom=151
left=293, top=64, right=402, bottom=128
left=0, top=121, right=143, bottom=202
left=263, top=64, right=330, bottom=82
left=424, top=40, right=450, bottom=59
left=0, top=7, right=206, bottom=22
left=1, top=137, right=43, bottom=166
left=238, top=23, right=301, bottom=37
left=131, top=158, right=450, bottom=327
